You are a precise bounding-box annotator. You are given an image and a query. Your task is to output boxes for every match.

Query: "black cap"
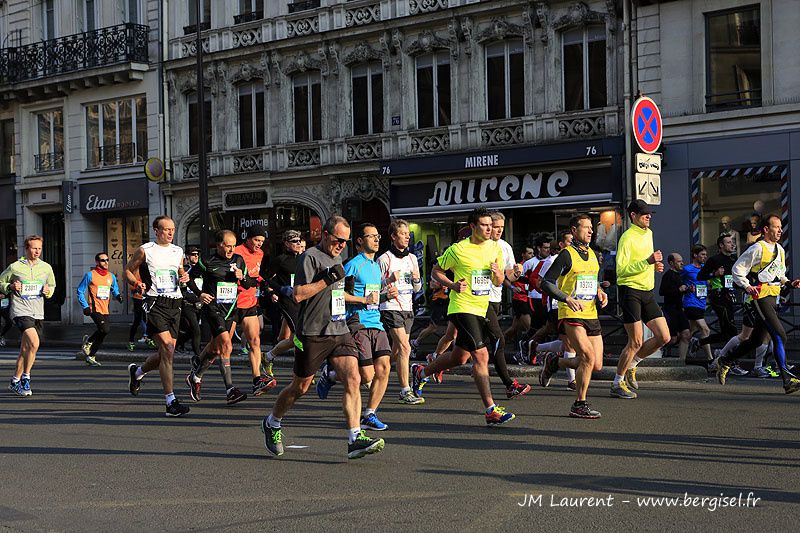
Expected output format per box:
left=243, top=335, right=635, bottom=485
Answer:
left=187, top=246, right=200, bottom=254
left=627, top=199, right=654, bottom=215
left=246, top=225, right=268, bottom=240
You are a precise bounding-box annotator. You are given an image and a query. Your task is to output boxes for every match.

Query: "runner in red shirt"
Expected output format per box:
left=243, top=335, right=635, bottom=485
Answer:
left=229, top=225, right=276, bottom=396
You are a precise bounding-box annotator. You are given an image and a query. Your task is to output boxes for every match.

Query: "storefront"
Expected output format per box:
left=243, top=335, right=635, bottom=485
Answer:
left=0, top=182, right=16, bottom=271
left=384, top=136, right=626, bottom=272
left=80, top=177, right=150, bottom=317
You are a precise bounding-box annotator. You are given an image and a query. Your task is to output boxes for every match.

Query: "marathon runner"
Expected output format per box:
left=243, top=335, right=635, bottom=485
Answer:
left=125, top=216, right=191, bottom=417
left=316, top=222, right=394, bottom=430
left=503, top=245, right=534, bottom=350
left=230, top=225, right=276, bottom=396
left=681, top=245, right=713, bottom=363
left=659, top=254, right=691, bottom=360
left=127, top=270, right=153, bottom=351
left=537, top=214, right=607, bottom=418
left=378, top=219, right=423, bottom=405
left=613, top=200, right=670, bottom=398
left=77, top=252, right=123, bottom=366
left=697, top=235, right=739, bottom=351
left=411, top=207, right=515, bottom=426
left=717, top=214, right=800, bottom=393
left=176, top=247, right=202, bottom=357
left=0, top=235, right=55, bottom=397
left=262, top=231, right=305, bottom=378
left=520, top=237, right=551, bottom=338
left=185, top=230, right=254, bottom=405
left=261, top=216, right=385, bottom=459
left=410, top=275, right=449, bottom=355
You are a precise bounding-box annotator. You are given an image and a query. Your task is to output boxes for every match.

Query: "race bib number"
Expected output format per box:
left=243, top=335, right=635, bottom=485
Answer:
left=290, top=274, right=295, bottom=287
left=96, top=285, right=111, bottom=300
left=1, top=298, right=8, bottom=309
left=758, top=259, right=785, bottom=283
left=21, top=280, right=43, bottom=300
left=574, top=275, right=598, bottom=301
left=365, top=283, right=381, bottom=311
left=471, top=269, right=492, bottom=296
left=396, top=271, right=412, bottom=295
left=331, top=289, right=346, bottom=321
left=216, top=282, right=237, bottom=304
left=724, top=275, right=733, bottom=290
left=695, top=284, right=708, bottom=298
left=155, top=269, right=178, bottom=293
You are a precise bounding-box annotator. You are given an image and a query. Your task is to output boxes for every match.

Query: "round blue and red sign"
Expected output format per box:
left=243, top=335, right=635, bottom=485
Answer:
left=631, top=96, right=662, bottom=154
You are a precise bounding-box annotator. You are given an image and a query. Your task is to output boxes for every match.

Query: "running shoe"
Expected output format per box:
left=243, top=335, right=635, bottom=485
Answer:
left=765, top=366, right=781, bottom=378
left=347, top=430, right=385, bottom=459
left=145, top=338, right=157, bottom=349
left=751, top=366, right=771, bottom=378
left=730, top=363, right=749, bottom=376
left=20, top=377, right=31, bottom=396
left=85, top=355, right=101, bottom=367
left=165, top=399, right=190, bottom=417
left=360, top=412, right=388, bottom=431
left=226, top=387, right=247, bottom=405
left=610, top=381, right=637, bottom=399
left=527, top=341, right=538, bottom=365
left=81, top=335, right=92, bottom=357
left=715, top=357, right=731, bottom=385
left=0, top=336, right=5, bottom=347
left=410, top=363, right=428, bottom=397
left=688, top=337, right=699, bottom=357
left=485, top=405, right=515, bottom=426
left=569, top=402, right=601, bottom=419
left=253, top=376, right=277, bottom=396
left=185, top=372, right=202, bottom=402
left=784, top=378, right=800, bottom=395
left=625, top=367, right=639, bottom=390
left=539, top=352, right=559, bottom=388
left=128, top=363, right=141, bottom=396
left=425, top=353, right=443, bottom=384
left=240, top=346, right=249, bottom=356
left=261, top=418, right=284, bottom=456
left=316, top=364, right=335, bottom=399
left=506, top=379, right=531, bottom=399
left=514, top=341, right=527, bottom=365
left=127, top=342, right=135, bottom=352
left=398, top=389, right=424, bottom=405
left=567, top=380, right=577, bottom=391
left=8, top=379, right=24, bottom=397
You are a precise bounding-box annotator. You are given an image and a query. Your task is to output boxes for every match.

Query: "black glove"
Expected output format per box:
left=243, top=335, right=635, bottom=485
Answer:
left=82, top=308, right=92, bottom=317
left=316, top=264, right=345, bottom=286
left=344, top=276, right=355, bottom=294
left=116, top=295, right=124, bottom=303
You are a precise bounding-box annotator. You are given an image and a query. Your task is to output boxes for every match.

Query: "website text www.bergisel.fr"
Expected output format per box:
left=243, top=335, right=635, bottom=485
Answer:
left=516, top=492, right=761, bottom=512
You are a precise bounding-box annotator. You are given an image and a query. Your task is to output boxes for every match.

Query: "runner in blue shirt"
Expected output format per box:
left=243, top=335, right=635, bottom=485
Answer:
left=681, top=244, right=713, bottom=363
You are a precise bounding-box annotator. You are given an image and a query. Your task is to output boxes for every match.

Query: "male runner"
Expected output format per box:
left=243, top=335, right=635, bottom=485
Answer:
left=261, top=216, right=385, bottom=459
left=186, top=230, right=254, bottom=405
left=77, top=252, right=123, bottom=366
left=612, top=200, right=670, bottom=398
left=410, top=277, right=448, bottom=353
left=717, top=214, right=800, bottom=393
left=127, top=271, right=152, bottom=351
left=263, top=231, right=305, bottom=376
left=177, top=247, right=202, bottom=357
left=411, top=207, right=515, bottom=426
left=125, top=216, right=191, bottom=417
left=538, top=214, right=607, bottom=418
left=659, top=253, right=691, bottom=360
left=521, top=236, right=551, bottom=334
left=0, top=235, right=55, bottom=397
left=316, top=223, right=394, bottom=430
left=378, top=219, right=423, bottom=404
left=487, top=212, right=530, bottom=398
left=503, top=245, right=534, bottom=349
left=681, top=245, right=713, bottom=362
left=231, top=225, right=275, bottom=396
left=697, top=235, right=738, bottom=350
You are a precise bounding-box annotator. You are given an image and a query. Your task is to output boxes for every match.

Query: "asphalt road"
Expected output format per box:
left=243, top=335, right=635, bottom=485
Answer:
left=1, top=355, right=798, bottom=532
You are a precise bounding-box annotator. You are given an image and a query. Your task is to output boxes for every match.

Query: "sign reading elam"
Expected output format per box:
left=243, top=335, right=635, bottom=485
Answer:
left=631, top=96, right=662, bottom=154
left=635, top=153, right=662, bottom=175
left=635, top=173, right=661, bottom=205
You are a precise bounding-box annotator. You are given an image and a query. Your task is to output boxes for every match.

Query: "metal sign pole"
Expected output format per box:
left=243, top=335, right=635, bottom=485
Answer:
left=196, top=0, right=209, bottom=254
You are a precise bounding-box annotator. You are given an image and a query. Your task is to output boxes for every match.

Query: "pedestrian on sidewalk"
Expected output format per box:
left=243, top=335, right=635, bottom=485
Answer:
left=77, top=252, right=124, bottom=366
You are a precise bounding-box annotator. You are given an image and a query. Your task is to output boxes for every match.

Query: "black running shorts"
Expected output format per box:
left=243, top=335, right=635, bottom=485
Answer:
left=380, top=310, right=414, bottom=334
left=236, top=305, right=261, bottom=324
left=14, top=316, right=42, bottom=337
left=663, top=305, right=690, bottom=335
left=449, top=312, right=490, bottom=352
left=512, top=299, right=532, bottom=317
left=352, top=328, right=391, bottom=367
left=430, top=299, right=449, bottom=326
left=618, top=286, right=663, bottom=324
left=683, top=306, right=706, bottom=321
left=144, top=297, right=182, bottom=339
left=293, top=334, right=359, bottom=378
left=202, top=304, right=235, bottom=338
left=558, top=318, right=602, bottom=337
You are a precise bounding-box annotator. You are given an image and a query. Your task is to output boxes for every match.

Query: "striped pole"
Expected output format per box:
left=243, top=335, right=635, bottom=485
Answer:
left=691, top=171, right=702, bottom=245
left=780, top=165, right=790, bottom=265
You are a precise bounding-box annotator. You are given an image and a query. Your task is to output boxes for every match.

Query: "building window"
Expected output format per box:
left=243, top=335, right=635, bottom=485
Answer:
left=188, top=92, right=212, bottom=155
left=85, top=96, right=147, bottom=168
left=416, top=53, right=450, bottom=129
left=293, top=72, right=321, bottom=142
left=126, top=0, right=141, bottom=24
left=486, top=40, right=524, bottom=120
left=235, top=0, right=264, bottom=23
left=352, top=63, right=383, bottom=136
left=34, top=110, right=63, bottom=172
left=0, top=119, right=14, bottom=176
left=563, top=26, right=606, bottom=111
left=288, top=0, right=320, bottom=14
left=82, top=0, right=96, bottom=32
left=42, top=0, right=56, bottom=40
left=706, top=6, right=761, bottom=111
left=239, top=83, right=265, bottom=149
left=186, top=0, right=211, bottom=33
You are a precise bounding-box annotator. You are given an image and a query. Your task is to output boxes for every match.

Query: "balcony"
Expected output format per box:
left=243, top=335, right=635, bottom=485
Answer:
left=233, top=11, right=264, bottom=25
left=0, top=24, right=149, bottom=100
left=34, top=152, right=64, bottom=173
left=288, top=0, right=321, bottom=14
left=88, top=142, right=143, bottom=169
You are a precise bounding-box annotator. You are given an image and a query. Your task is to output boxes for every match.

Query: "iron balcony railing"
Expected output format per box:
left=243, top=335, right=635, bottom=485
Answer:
left=288, top=0, right=321, bottom=14
left=0, top=23, right=149, bottom=84
left=91, top=142, right=140, bottom=168
left=233, top=11, right=264, bottom=24
left=34, top=151, right=64, bottom=173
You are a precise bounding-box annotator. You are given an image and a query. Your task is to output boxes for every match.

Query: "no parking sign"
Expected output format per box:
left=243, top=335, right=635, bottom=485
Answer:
left=631, top=96, right=662, bottom=154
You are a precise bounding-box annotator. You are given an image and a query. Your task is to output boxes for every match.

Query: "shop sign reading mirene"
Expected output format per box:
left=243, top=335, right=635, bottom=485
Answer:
left=426, top=170, right=570, bottom=207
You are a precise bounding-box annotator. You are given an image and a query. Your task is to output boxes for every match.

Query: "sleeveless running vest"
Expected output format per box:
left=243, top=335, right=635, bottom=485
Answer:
left=142, top=242, right=184, bottom=299
left=557, top=246, right=600, bottom=320
left=749, top=241, right=785, bottom=299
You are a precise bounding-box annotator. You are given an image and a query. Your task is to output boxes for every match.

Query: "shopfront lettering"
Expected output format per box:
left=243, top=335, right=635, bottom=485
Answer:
left=85, top=194, right=143, bottom=212
left=426, top=171, right=570, bottom=207
left=464, top=154, right=499, bottom=169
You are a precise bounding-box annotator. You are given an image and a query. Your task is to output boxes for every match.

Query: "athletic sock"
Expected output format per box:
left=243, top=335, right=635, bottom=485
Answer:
left=328, top=369, right=337, bottom=382
left=267, top=414, right=281, bottom=428
left=410, top=339, right=419, bottom=348
left=485, top=404, right=497, bottom=414
left=564, top=351, right=576, bottom=382
left=135, top=367, right=146, bottom=380
left=348, top=427, right=361, bottom=444
left=192, top=372, right=202, bottom=384
left=754, top=344, right=769, bottom=368
left=629, top=356, right=643, bottom=370
left=538, top=340, right=563, bottom=352
left=165, top=392, right=175, bottom=405
left=265, top=350, right=274, bottom=362
left=253, top=376, right=261, bottom=385
left=21, top=373, right=30, bottom=380
left=195, top=351, right=215, bottom=378
left=218, top=358, right=234, bottom=389
left=363, top=408, right=376, bottom=417
left=613, top=374, right=624, bottom=386
left=11, top=376, right=19, bottom=383
left=401, top=386, right=411, bottom=395
left=719, top=335, right=741, bottom=358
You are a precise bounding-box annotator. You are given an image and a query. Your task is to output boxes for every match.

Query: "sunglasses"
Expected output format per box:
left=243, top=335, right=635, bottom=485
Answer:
left=362, top=234, right=381, bottom=240
left=287, top=239, right=302, bottom=244
left=98, top=258, right=109, bottom=262
left=330, top=235, right=348, bottom=245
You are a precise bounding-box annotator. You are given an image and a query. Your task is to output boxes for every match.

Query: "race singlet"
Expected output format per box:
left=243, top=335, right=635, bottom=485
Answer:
left=331, top=289, right=346, bottom=321
left=216, top=282, right=237, bottom=304
left=155, top=269, right=178, bottom=294
left=471, top=269, right=492, bottom=296
left=574, top=275, right=598, bottom=301
left=365, top=283, right=381, bottom=311
left=21, top=280, right=44, bottom=300
left=96, top=285, right=111, bottom=300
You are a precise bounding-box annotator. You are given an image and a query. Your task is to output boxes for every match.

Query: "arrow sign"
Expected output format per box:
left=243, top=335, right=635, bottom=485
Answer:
left=635, top=173, right=661, bottom=205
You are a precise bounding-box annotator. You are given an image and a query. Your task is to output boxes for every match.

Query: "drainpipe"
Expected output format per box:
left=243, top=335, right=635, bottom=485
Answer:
left=622, top=0, right=632, bottom=222
left=160, top=0, right=171, bottom=217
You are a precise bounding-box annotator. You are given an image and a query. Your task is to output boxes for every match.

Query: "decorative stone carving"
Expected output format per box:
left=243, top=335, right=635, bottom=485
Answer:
left=379, top=29, right=403, bottom=70
left=287, top=147, right=321, bottom=167
left=232, top=27, right=262, bottom=48
left=406, top=30, right=450, bottom=57
left=534, top=2, right=550, bottom=44
left=229, top=60, right=266, bottom=85
left=481, top=125, right=524, bottom=147
left=460, top=17, right=474, bottom=56
left=552, top=2, right=606, bottom=31
left=346, top=140, right=382, bottom=161
left=287, top=16, right=319, bottom=38
left=558, top=115, right=606, bottom=139
left=345, top=3, right=380, bottom=27
left=180, top=36, right=210, bottom=57
left=476, top=18, right=525, bottom=44
left=284, top=52, right=323, bottom=75
left=271, top=52, right=283, bottom=86
left=343, top=42, right=382, bottom=67
left=409, top=0, right=447, bottom=15
left=261, top=52, right=272, bottom=87
left=410, top=132, right=450, bottom=154
left=328, top=43, right=340, bottom=76
left=233, top=153, right=264, bottom=173
left=328, top=175, right=389, bottom=206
